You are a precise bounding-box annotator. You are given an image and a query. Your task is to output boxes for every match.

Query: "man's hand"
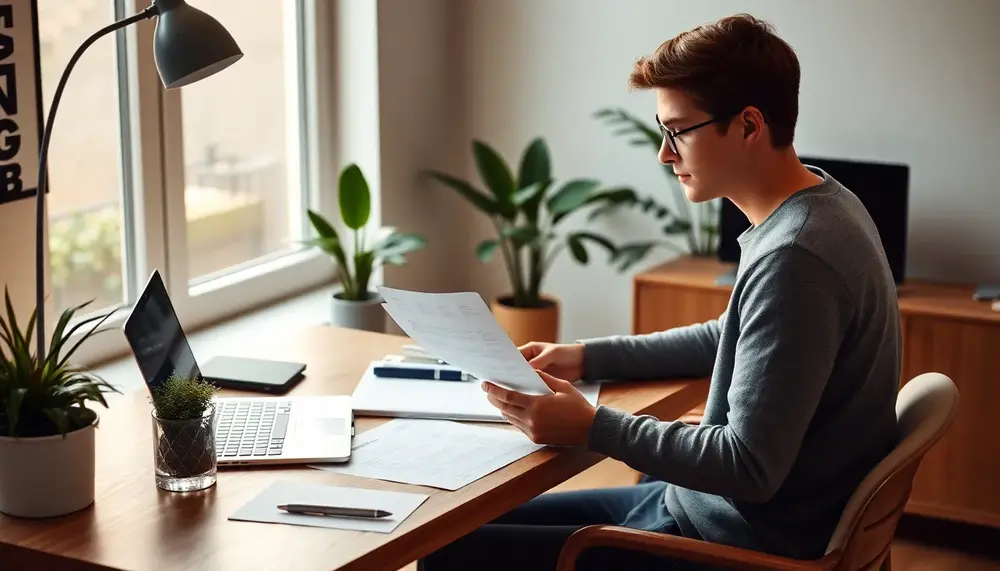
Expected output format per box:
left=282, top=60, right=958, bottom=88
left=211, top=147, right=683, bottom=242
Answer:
left=518, top=342, right=586, bottom=382
left=482, top=370, right=597, bottom=446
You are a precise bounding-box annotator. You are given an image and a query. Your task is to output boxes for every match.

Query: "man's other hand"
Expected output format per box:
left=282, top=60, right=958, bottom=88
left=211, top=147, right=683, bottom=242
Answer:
left=482, top=370, right=597, bottom=446
left=518, top=342, right=586, bottom=383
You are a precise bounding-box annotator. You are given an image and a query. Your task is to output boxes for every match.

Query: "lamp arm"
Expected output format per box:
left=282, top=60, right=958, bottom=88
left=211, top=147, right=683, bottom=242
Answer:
left=35, top=4, right=159, bottom=362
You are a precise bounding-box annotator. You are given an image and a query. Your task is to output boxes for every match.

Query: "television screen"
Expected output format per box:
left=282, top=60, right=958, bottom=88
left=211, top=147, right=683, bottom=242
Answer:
left=716, top=156, right=910, bottom=284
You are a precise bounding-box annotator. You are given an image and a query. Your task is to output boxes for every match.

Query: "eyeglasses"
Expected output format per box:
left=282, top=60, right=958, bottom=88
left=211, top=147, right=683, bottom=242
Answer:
left=655, top=115, right=720, bottom=158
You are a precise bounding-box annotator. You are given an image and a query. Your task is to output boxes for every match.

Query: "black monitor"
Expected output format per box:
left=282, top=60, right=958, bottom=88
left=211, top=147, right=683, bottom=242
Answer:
left=716, top=156, right=910, bottom=284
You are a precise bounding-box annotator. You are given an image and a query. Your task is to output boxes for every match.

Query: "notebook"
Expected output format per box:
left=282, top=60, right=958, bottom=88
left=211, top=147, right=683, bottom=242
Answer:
left=351, top=361, right=602, bottom=422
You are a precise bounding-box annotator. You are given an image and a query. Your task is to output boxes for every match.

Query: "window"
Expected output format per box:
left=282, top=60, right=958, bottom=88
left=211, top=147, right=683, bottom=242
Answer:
left=36, top=0, right=333, bottom=367
left=39, top=0, right=131, bottom=315
left=178, top=0, right=304, bottom=283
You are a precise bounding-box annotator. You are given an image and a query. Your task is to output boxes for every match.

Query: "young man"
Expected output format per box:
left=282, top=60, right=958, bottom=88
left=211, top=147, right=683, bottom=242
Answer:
left=419, top=13, right=900, bottom=571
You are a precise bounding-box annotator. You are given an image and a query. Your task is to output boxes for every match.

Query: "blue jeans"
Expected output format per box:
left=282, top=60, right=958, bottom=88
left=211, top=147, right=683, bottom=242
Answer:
left=417, top=481, right=686, bottom=571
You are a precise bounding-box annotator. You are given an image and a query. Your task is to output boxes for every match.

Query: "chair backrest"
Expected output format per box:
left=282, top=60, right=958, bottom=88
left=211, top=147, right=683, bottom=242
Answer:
left=824, top=372, right=959, bottom=571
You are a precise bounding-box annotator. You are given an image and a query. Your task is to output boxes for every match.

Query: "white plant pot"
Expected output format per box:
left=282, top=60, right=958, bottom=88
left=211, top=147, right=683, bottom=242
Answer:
left=0, top=409, right=98, bottom=518
left=331, top=290, right=386, bottom=333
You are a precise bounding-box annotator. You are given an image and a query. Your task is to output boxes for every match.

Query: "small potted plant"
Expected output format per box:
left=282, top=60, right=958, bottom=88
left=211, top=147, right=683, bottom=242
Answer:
left=148, top=374, right=218, bottom=492
left=426, top=138, right=664, bottom=345
left=0, top=289, right=120, bottom=518
left=306, top=163, right=428, bottom=333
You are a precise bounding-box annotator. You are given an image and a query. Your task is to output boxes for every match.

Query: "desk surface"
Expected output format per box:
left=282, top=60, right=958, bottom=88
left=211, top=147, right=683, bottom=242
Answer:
left=0, top=325, right=706, bottom=571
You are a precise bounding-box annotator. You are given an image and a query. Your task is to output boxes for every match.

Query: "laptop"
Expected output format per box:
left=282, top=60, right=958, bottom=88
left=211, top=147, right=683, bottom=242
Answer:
left=122, top=270, right=353, bottom=466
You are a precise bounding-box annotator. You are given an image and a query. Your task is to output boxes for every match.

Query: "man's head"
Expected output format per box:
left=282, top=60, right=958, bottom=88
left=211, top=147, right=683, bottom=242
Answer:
left=630, top=14, right=801, bottom=202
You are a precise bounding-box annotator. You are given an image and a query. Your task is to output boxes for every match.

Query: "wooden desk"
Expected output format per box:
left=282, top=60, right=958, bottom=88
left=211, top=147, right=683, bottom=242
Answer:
left=634, top=256, right=1000, bottom=529
left=0, top=325, right=706, bottom=571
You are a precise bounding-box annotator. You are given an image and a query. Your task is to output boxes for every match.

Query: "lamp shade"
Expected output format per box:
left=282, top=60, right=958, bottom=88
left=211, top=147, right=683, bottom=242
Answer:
left=153, top=0, right=243, bottom=89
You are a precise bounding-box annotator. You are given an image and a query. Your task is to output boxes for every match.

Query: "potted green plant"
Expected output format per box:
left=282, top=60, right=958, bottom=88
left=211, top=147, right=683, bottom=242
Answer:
left=426, top=138, right=663, bottom=346
left=594, top=107, right=721, bottom=256
left=306, top=163, right=428, bottom=333
left=0, top=290, right=119, bottom=518
left=148, top=374, right=218, bottom=492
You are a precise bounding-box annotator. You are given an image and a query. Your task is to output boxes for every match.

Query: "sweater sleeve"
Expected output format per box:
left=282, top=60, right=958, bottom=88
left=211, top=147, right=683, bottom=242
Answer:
left=578, top=318, right=722, bottom=382
left=586, top=247, right=851, bottom=503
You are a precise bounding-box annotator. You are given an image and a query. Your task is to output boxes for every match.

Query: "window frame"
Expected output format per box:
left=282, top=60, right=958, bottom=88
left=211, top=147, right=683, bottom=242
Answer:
left=66, top=0, right=335, bottom=368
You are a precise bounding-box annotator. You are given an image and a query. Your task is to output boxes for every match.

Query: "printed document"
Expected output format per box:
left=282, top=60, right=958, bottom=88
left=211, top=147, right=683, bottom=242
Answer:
left=376, top=287, right=551, bottom=394
left=312, top=419, right=544, bottom=490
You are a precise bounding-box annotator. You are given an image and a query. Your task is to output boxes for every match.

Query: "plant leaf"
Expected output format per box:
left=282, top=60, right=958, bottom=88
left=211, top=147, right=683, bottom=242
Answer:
left=572, top=232, right=618, bottom=257
left=517, top=138, right=551, bottom=189
left=352, top=250, right=376, bottom=300
left=306, top=209, right=352, bottom=290
left=4, top=387, right=25, bottom=437
left=372, top=232, right=427, bottom=261
left=476, top=240, right=500, bottom=262
left=426, top=171, right=501, bottom=216
left=662, top=220, right=693, bottom=234
left=613, top=242, right=657, bottom=272
left=547, top=179, right=601, bottom=215
left=338, top=164, right=371, bottom=231
left=473, top=140, right=516, bottom=206
left=501, top=225, right=542, bottom=249
left=567, top=234, right=588, bottom=264
left=512, top=182, right=546, bottom=207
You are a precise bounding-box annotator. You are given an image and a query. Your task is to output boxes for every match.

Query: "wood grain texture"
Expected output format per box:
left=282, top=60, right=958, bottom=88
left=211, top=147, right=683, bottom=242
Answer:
left=633, top=257, right=1000, bottom=530
left=900, top=316, right=1000, bottom=528
left=0, top=325, right=704, bottom=571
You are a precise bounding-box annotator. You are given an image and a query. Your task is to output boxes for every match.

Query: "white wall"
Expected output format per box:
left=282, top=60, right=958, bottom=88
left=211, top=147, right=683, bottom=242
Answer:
left=376, top=0, right=478, bottom=295
left=439, top=0, right=1000, bottom=342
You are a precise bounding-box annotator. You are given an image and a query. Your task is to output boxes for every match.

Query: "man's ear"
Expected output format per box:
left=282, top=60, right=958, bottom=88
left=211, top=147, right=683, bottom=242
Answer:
left=741, top=107, right=765, bottom=140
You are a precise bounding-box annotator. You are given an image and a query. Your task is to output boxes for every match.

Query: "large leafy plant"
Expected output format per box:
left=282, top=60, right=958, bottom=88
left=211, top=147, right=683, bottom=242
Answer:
left=594, top=108, right=720, bottom=256
left=306, top=164, right=428, bottom=301
left=0, top=290, right=119, bottom=438
left=427, top=138, right=663, bottom=308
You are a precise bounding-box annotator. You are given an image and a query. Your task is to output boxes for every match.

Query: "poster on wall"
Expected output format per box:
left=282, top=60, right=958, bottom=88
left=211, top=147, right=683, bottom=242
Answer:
left=0, top=0, right=43, bottom=206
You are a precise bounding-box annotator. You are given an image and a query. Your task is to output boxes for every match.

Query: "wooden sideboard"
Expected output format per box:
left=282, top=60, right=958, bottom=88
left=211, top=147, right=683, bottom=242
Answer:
left=633, top=255, right=1000, bottom=529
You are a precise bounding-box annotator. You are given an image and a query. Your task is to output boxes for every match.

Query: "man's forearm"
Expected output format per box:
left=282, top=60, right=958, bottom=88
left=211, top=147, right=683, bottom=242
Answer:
left=579, top=319, right=721, bottom=382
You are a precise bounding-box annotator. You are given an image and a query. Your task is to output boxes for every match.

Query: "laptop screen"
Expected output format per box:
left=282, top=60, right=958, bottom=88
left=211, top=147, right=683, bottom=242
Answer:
left=122, top=270, right=201, bottom=390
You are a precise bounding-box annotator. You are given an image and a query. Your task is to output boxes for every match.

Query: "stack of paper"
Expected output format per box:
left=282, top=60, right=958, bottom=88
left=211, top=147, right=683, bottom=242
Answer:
left=313, top=419, right=544, bottom=490
left=351, top=361, right=601, bottom=422
left=376, top=286, right=551, bottom=394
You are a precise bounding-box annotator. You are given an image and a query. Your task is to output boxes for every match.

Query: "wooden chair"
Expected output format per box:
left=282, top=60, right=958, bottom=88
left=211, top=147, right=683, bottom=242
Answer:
left=556, top=372, right=960, bottom=571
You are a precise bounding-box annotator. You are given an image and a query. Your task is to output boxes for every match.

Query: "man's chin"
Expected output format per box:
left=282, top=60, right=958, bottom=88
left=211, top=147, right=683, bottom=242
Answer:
left=682, top=184, right=714, bottom=203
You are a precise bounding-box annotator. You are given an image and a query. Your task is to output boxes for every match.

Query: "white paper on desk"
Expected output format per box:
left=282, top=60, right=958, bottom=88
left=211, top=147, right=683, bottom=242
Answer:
left=228, top=480, right=428, bottom=533
left=312, top=419, right=544, bottom=490
left=376, top=287, right=550, bottom=394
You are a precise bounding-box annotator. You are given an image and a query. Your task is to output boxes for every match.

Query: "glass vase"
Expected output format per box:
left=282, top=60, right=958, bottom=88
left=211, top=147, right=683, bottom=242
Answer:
left=151, top=406, right=217, bottom=492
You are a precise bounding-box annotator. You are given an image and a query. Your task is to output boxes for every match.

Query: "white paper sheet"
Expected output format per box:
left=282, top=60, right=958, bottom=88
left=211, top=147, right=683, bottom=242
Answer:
left=352, top=361, right=602, bottom=423
left=228, top=480, right=428, bottom=533
left=312, top=419, right=545, bottom=490
left=376, top=287, right=551, bottom=394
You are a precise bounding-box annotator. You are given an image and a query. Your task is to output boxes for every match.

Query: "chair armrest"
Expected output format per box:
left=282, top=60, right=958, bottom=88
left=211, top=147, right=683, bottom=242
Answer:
left=556, top=525, right=841, bottom=571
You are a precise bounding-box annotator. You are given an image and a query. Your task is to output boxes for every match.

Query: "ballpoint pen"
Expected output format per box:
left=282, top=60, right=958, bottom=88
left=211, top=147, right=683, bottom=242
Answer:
left=373, top=365, right=473, bottom=381
left=277, top=504, right=393, bottom=518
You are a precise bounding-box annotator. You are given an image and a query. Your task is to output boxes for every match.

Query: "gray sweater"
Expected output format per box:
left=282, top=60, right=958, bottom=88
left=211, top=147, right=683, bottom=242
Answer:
left=581, top=167, right=901, bottom=559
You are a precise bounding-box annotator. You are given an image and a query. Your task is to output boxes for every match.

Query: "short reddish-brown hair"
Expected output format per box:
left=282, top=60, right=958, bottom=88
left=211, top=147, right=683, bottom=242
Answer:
left=630, top=13, right=800, bottom=148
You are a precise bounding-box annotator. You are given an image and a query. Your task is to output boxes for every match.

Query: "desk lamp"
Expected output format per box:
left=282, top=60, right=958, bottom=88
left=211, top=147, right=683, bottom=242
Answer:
left=33, top=0, right=243, bottom=361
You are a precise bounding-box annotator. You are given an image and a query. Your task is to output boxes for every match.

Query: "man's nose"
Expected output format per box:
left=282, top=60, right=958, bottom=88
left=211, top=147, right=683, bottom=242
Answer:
left=658, top=138, right=678, bottom=165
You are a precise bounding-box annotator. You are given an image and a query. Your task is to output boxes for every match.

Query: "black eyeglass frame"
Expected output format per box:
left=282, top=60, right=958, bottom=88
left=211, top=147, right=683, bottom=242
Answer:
left=655, top=115, right=724, bottom=158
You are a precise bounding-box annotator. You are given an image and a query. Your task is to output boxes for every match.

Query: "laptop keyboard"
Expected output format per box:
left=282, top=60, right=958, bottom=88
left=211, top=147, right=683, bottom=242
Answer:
left=214, top=400, right=292, bottom=458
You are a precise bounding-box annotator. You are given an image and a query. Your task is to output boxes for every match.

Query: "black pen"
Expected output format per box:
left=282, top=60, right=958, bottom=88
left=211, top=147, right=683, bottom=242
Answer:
left=277, top=504, right=393, bottom=519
